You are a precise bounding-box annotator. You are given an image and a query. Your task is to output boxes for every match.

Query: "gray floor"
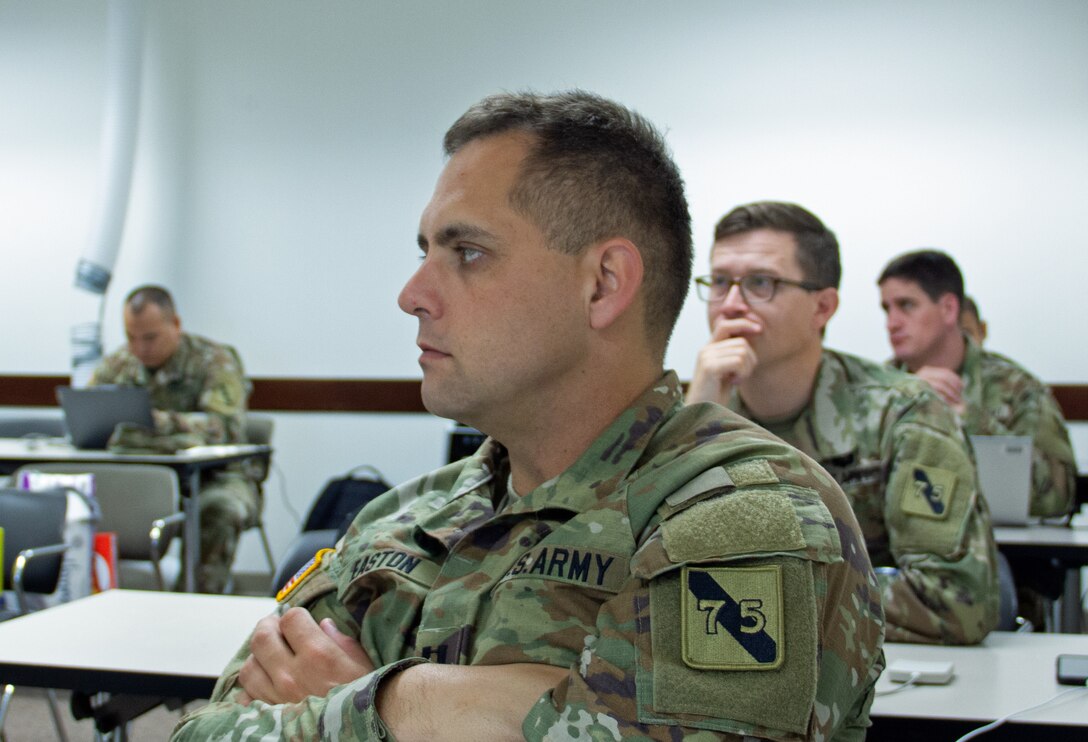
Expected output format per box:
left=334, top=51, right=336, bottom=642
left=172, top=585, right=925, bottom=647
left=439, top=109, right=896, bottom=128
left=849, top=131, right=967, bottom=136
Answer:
left=2, top=688, right=192, bottom=741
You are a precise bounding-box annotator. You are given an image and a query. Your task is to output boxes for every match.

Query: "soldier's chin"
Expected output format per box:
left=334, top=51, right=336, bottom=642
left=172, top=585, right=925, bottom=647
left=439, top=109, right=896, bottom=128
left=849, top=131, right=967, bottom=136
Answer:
left=420, top=383, right=467, bottom=424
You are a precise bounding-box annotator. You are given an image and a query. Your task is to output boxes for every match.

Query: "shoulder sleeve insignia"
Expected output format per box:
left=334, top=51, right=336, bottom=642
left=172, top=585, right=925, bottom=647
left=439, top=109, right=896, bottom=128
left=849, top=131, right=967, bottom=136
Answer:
left=681, top=565, right=783, bottom=670
left=901, top=465, right=956, bottom=520
left=276, top=548, right=335, bottom=603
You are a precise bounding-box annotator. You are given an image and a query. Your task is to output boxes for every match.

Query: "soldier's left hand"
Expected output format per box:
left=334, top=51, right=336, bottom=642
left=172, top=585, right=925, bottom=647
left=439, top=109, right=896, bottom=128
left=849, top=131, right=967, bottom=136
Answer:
left=238, top=607, right=374, bottom=705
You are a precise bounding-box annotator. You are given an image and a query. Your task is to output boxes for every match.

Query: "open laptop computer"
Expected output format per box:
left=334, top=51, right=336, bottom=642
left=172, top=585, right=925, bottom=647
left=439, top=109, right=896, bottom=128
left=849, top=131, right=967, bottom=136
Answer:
left=970, top=434, right=1033, bottom=526
left=56, top=386, right=154, bottom=450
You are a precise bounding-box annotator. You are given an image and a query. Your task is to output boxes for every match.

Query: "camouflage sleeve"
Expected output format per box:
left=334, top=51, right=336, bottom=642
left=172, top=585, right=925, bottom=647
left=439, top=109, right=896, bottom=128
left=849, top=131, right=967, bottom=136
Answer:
left=87, top=363, right=112, bottom=387
left=172, top=549, right=414, bottom=740
left=88, top=351, right=130, bottom=388
left=1005, top=386, right=1076, bottom=518
left=217, top=560, right=356, bottom=702
left=172, top=658, right=425, bottom=741
left=92, top=343, right=249, bottom=451
left=880, top=396, right=999, bottom=644
left=155, top=348, right=249, bottom=445
left=521, top=476, right=883, bottom=741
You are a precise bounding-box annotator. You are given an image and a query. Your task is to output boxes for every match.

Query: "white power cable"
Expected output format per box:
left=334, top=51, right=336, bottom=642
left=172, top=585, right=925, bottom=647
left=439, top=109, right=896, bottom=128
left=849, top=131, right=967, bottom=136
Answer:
left=874, top=671, right=921, bottom=696
left=953, top=683, right=1088, bottom=741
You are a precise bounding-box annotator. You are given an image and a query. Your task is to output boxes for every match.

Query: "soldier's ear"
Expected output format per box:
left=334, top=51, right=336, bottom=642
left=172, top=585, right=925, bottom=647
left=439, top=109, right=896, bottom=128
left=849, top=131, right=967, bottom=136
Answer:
left=811, top=287, right=839, bottom=333
left=584, top=237, right=643, bottom=332
left=938, top=293, right=959, bottom=327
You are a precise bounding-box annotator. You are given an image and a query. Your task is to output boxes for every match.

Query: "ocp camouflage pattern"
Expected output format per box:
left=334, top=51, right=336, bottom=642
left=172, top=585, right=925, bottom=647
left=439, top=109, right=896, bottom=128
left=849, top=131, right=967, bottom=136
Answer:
left=91, top=332, right=262, bottom=593
left=731, top=349, right=999, bottom=645
left=957, top=338, right=1076, bottom=518
left=91, top=332, right=251, bottom=447
left=173, top=372, right=884, bottom=741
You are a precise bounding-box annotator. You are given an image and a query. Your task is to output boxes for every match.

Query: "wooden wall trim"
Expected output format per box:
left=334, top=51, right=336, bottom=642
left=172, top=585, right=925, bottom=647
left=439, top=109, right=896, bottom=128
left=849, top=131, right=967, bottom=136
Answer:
left=0, top=375, right=427, bottom=413
left=1051, top=385, right=1088, bottom=422
left=1, top=375, right=1086, bottom=420
left=0, top=375, right=68, bottom=408
left=249, top=379, right=425, bottom=413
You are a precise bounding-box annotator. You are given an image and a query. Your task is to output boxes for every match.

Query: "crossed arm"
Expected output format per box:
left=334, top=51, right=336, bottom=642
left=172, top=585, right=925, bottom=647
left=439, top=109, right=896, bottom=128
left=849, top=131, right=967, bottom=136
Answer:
left=173, top=607, right=566, bottom=741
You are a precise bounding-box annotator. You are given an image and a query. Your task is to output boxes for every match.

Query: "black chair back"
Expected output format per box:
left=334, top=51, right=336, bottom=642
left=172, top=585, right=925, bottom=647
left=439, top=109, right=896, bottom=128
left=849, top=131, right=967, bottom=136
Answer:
left=0, top=487, right=68, bottom=594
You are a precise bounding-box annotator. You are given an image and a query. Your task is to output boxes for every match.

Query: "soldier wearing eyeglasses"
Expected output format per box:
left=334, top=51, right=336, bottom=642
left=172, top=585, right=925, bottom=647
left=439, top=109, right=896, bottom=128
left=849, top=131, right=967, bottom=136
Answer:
left=688, top=201, right=999, bottom=645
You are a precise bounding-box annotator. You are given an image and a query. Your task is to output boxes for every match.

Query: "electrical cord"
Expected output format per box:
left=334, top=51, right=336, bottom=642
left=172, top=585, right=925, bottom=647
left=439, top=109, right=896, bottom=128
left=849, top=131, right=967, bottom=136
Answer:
left=953, top=682, right=1088, bottom=741
left=271, top=460, right=302, bottom=527
left=874, top=671, right=921, bottom=696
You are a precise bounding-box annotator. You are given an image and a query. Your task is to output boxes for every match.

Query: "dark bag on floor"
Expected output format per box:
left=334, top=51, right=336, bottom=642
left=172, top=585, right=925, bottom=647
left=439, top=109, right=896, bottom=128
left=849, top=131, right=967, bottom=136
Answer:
left=303, top=465, right=392, bottom=538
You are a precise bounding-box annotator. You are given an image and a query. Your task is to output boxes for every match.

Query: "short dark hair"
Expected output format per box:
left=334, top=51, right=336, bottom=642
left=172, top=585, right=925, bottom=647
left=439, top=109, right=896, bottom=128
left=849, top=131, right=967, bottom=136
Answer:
left=443, top=90, right=692, bottom=353
left=124, top=285, right=176, bottom=318
left=878, top=249, right=964, bottom=305
left=713, top=201, right=841, bottom=289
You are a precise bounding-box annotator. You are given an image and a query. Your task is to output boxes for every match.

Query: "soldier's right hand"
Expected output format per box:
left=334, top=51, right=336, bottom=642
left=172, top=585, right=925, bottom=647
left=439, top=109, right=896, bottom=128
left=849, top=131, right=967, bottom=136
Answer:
left=686, top=317, right=760, bottom=405
left=913, top=366, right=966, bottom=416
left=238, top=607, right=374, bottom=705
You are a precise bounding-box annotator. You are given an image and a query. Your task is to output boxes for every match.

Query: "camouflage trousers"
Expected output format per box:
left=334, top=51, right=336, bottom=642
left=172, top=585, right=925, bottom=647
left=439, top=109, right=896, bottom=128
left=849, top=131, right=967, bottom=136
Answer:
left=177, top=472, right=262, bottom=594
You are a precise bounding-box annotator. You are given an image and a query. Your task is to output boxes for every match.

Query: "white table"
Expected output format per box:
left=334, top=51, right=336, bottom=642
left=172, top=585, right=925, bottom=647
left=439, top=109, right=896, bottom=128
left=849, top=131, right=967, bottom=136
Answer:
left=995, top=524, right=1088, bottom=633
left=871, top=631, right=1088, bottom=739
left=0, top=438, right=271, bottom=592
left=0, top=590, right=275, bottom=698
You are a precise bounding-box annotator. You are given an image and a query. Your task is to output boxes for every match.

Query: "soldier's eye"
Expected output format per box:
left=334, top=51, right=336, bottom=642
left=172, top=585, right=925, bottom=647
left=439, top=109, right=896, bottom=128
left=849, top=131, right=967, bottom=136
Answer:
left=746, top=275, right=774, bottom=291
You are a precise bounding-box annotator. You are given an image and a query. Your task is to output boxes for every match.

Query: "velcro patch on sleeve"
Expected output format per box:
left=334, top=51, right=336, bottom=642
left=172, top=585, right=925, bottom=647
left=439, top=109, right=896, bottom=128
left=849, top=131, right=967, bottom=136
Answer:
left=662, top=490, right=805, bottom=563
left=681, top=565, right=783, bottom=670
left=900, top=464, right=956, bottom=520
left=723, top=459, right=779, bottom=487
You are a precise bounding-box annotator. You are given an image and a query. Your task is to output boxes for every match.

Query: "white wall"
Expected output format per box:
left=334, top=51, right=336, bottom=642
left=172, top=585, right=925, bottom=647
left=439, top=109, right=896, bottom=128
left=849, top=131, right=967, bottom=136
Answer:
left=2, top=0, right=1086, bottom=571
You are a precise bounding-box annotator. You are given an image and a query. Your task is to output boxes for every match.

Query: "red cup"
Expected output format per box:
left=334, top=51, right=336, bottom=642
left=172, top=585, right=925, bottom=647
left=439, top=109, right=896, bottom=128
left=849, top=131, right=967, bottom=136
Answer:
left=93, top=532, right=119, bottom=592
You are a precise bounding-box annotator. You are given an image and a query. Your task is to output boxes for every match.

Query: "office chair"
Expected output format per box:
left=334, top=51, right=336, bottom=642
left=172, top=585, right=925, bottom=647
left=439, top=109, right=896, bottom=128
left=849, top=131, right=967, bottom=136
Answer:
left=0, top=487, right=75, bottom=741
left=14, top=464, right=183, bottom=591
left=269, top=465, right=391, bottom=596
left=995, top=550, right=1024, bottom=632
left=242, top=413, right=276, bottom=576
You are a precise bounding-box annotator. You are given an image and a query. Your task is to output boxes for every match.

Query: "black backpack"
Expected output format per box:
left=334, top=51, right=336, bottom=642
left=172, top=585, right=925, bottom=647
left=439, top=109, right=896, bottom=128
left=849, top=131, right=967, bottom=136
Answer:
left=302, top=465, right=392, bottom=538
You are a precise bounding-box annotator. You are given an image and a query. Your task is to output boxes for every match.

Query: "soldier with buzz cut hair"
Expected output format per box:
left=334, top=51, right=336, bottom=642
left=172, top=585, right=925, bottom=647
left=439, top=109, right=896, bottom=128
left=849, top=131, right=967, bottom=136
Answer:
left=174, top=93, right=884, bottom=741
left=688, top=201, right=999, bottom=646
left=91, top=284, right=262, bottom=594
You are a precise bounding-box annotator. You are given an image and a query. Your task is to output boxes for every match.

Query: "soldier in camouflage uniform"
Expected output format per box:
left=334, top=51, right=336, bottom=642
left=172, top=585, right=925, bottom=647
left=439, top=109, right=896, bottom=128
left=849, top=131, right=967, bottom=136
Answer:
left=688, top=202, right=998, bottom=645
left=879, top=249, right=1077, bottom=628
left=878, top=250, right=1077, bottom=519
left=90, top=285, right=261, bottom=594
left=173, top=92, right=884, bottom=740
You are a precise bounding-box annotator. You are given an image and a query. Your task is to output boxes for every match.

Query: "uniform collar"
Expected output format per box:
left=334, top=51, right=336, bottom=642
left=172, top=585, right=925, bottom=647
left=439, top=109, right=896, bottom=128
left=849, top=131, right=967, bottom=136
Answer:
left=136, top=333, right=192, bottom=386
left=731, top=350, right=855, bottom=460
left=455, top=371, right=685, bottom=516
